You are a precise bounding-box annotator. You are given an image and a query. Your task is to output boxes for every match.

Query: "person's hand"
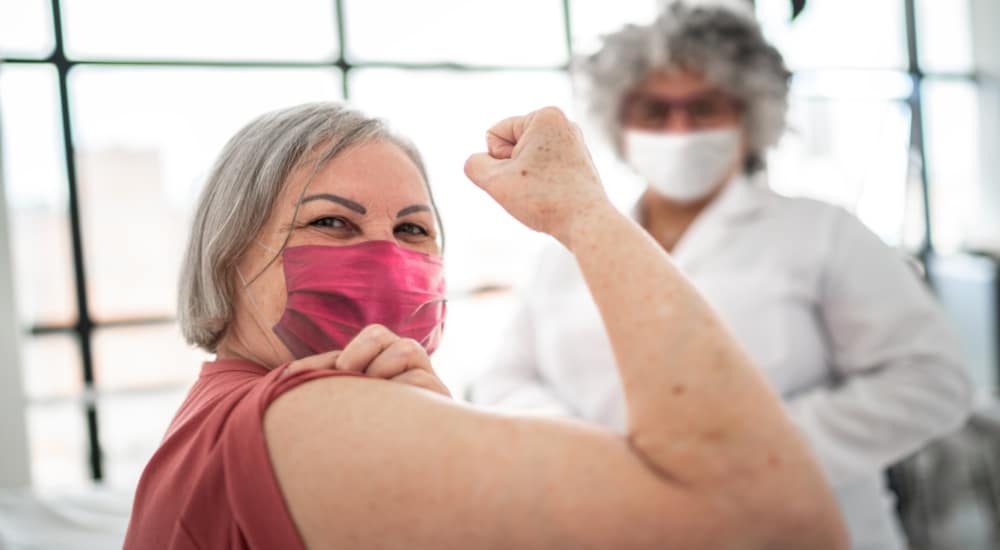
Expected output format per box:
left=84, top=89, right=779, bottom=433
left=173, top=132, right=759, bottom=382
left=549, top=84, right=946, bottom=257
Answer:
left=287, top=325, right=451, bottom=398
left=464, top=107, right=613, bottom=247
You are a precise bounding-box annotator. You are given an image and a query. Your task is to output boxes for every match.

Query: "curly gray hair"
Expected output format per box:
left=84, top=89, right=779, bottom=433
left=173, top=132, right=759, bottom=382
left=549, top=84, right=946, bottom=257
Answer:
left=574, top=1, right=790, bottom=172
left=178, top=102, right=441, bottom=352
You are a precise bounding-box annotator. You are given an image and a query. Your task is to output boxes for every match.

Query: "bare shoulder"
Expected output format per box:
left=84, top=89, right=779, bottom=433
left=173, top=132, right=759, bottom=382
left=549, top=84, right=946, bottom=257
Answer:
left=263, top=375, right=489, bottom=462
left=263, top=376, right=479, bottom=487
left=262, top=376, right=508, bottom=548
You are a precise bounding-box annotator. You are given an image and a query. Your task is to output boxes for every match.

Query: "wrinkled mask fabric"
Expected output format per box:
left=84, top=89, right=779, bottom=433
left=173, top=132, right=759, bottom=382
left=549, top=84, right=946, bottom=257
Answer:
left=271, top=240, right=446, bottom=358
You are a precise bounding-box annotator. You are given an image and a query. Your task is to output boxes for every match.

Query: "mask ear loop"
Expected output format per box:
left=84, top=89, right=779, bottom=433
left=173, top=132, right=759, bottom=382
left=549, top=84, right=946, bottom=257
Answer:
left=237, top=167, right=314, bottom=289
left=407, top=297, right=448, bottom=351
left=236, top=263, right=285, bottom=365
left=254, top=239, right=279, bottom=255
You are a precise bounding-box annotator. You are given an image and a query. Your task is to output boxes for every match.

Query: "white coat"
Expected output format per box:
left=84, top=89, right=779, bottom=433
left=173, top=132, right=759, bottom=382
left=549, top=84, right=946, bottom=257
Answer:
left=470, top=176, right=973, bottom=550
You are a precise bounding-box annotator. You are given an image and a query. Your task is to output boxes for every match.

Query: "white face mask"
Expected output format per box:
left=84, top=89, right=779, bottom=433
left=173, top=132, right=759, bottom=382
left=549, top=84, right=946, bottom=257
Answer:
left=624, top=127, right=742, bottom=203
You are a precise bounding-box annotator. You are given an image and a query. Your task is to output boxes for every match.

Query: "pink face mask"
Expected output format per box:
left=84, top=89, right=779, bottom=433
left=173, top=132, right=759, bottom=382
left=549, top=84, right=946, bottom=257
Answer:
left=271, top=240, right=446, bottom=359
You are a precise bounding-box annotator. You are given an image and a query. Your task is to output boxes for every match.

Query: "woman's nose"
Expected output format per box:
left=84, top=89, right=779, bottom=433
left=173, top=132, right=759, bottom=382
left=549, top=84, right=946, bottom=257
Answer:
left=661, top=111, right=697, bottom=133
left=363, top=221, right=398, bottom=243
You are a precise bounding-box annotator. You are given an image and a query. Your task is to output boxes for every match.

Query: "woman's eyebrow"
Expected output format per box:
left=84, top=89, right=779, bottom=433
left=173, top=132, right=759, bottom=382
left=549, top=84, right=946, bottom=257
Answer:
left=397, top=205, right=431, bottom=218
left=300, top=193, right=366, bottom=215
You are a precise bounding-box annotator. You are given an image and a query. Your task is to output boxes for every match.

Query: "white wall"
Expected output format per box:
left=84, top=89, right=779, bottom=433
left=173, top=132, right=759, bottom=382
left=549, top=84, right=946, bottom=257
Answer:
left=0, top=112, right=32, bottom=489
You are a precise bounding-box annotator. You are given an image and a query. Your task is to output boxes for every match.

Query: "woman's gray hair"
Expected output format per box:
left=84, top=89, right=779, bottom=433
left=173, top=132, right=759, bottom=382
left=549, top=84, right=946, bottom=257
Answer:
left=575, top=0, right=791, bottom=172
left=178, top=102, right=440, bottom=352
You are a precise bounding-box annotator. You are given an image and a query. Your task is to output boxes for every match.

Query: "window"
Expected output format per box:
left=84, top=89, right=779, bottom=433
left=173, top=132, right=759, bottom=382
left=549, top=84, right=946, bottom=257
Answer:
left=1, top=0, right=993, bottom=489
left=344, top=0, right=565, bottom=66
left=61, top=0, right=339, bottom=61
left=757, top=0, right=988, bottom=257
left=757, top=0, right=908, bottom=70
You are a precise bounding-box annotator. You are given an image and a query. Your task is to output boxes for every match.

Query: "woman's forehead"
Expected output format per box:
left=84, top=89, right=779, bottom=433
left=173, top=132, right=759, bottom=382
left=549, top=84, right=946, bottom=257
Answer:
left=280, top=140, right=430, bottom=208
left=635, top=69, right=723, bottom=96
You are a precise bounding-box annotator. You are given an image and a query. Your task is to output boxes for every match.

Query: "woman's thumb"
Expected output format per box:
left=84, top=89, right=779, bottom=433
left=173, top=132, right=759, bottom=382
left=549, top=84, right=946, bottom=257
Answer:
left=464, top=152, right=503, bottom=188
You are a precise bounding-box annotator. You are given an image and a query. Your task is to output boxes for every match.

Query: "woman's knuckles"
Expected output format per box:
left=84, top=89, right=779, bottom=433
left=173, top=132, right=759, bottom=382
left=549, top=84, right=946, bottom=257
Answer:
left=359, top=323, right=395, bottom=344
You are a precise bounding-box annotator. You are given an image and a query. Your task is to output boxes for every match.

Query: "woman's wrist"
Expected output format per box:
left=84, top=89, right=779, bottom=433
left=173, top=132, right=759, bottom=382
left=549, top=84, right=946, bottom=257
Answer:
left=552, top=197, right=625, bottom=252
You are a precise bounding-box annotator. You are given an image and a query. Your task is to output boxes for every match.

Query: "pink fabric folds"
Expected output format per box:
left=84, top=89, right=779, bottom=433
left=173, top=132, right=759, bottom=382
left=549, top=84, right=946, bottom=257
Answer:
left=272, top=240, right=446, bottom=358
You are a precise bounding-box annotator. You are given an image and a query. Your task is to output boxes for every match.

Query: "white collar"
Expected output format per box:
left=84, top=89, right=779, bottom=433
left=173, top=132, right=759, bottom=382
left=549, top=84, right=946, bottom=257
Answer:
left=629, top=173, right=772, bottom=270
left=629, top=173, right=770, bottom=226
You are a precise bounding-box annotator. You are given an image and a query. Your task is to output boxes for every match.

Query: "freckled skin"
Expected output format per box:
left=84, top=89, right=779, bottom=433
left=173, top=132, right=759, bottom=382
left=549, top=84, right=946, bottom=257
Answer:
left=703, top=429, right=725, bottom=443
left=768, top=452, right=782, bottom=469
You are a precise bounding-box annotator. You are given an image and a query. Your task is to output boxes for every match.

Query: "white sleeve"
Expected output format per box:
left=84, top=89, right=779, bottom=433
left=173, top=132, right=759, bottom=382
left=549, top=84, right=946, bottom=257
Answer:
left=466, top=288, right=576, bottom=418
left=785, top=208, right=973, bottom=486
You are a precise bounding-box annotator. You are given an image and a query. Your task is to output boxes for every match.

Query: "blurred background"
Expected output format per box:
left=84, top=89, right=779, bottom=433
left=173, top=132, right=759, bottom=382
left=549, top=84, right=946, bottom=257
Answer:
left=0, top=0, right=998, bottom=548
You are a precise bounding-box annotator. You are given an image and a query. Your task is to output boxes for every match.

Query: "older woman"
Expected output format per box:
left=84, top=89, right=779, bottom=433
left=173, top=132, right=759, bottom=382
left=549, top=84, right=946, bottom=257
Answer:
left=122, top=102, right=846, bottom=549
left=470, top=3, right=971, bottom=550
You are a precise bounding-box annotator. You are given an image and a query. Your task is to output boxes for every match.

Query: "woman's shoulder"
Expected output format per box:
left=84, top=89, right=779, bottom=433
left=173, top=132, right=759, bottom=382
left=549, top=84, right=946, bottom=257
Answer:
left=126, top=362, right=344, bottom=549
left=753, top=188, right=876, bottom=253
left=760, top=188, right=850, bottom=228
left=767, top=191, right=894, bottom=252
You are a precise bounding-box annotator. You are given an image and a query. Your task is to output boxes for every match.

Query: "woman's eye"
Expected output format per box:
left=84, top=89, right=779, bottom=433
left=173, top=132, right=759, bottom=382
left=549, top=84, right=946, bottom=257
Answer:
left=395, top=223, right=428, bottom=237
left=310, top=216, right=349, bottom=229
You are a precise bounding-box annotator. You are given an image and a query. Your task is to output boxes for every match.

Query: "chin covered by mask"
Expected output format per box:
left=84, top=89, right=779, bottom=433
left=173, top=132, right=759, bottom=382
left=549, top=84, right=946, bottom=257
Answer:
left=624, top=127, right=742, bottom=203
left=271, top=240, right=446, bottom=358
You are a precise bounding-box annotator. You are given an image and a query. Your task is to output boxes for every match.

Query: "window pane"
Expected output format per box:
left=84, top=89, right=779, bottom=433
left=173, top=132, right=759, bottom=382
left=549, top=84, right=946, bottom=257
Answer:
left=789, top=70, right=913, bottom=101
left=26, top=401, right=89, bottom=490
left=568, top=0, right=661, bottom=55
left=61, top=0, right=338, bottom=61
left=350, top=69, right=571, bottom=292
left=916, top=0, right=974, bottom=73
left=0, top=64, right=77, bottom=327
left=21, top=334, right=83, bottom=400
left=0, top=0, right=54, bottom=58
left=756, top=0, right=907, bottom=70
left=98, top=389, right=188, bottom=489
left=344, top=0, right=566, bottom=66
left=69, top=66, right=341, bottom=320
left=975, top=82, right=1000, bottom=252
left=922, top=79, right=981, bottom=253
left=768, top=82, right=913, bottom=247
left=92, top=324, right=208, bottom=391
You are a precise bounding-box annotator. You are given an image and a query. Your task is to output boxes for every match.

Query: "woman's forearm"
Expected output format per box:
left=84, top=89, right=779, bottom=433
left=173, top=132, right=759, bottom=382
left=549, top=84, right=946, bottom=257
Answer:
left=563, top=201, right=813, bottom=484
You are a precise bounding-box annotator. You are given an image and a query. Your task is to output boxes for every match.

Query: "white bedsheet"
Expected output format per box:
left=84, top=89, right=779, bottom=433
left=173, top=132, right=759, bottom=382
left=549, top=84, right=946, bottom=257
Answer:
left=0, top=488, right=131, bottom=550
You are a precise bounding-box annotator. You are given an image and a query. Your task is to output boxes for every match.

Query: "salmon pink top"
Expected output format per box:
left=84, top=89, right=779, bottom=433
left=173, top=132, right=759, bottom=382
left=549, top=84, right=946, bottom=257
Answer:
left=124, top=358, right=361, bottom=549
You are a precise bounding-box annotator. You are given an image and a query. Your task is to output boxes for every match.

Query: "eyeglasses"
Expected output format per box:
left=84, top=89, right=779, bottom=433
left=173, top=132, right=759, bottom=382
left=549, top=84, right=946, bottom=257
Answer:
left=620, top=92, right=743, bottom=130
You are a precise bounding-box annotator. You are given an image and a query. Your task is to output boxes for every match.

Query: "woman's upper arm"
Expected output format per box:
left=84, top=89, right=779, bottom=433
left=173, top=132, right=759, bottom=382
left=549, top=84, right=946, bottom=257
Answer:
left=264, top=376, right=739, bottom=550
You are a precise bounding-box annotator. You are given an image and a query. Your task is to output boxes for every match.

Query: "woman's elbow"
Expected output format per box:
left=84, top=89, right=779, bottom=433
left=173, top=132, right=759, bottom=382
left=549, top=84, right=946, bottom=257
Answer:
left=891, top=347, right=974, bottom=436
left=779, top=490, right=850, bottom=550
left=733, top=470, right=849, bottom=550
left=712, top=476, right=849, bottom=550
